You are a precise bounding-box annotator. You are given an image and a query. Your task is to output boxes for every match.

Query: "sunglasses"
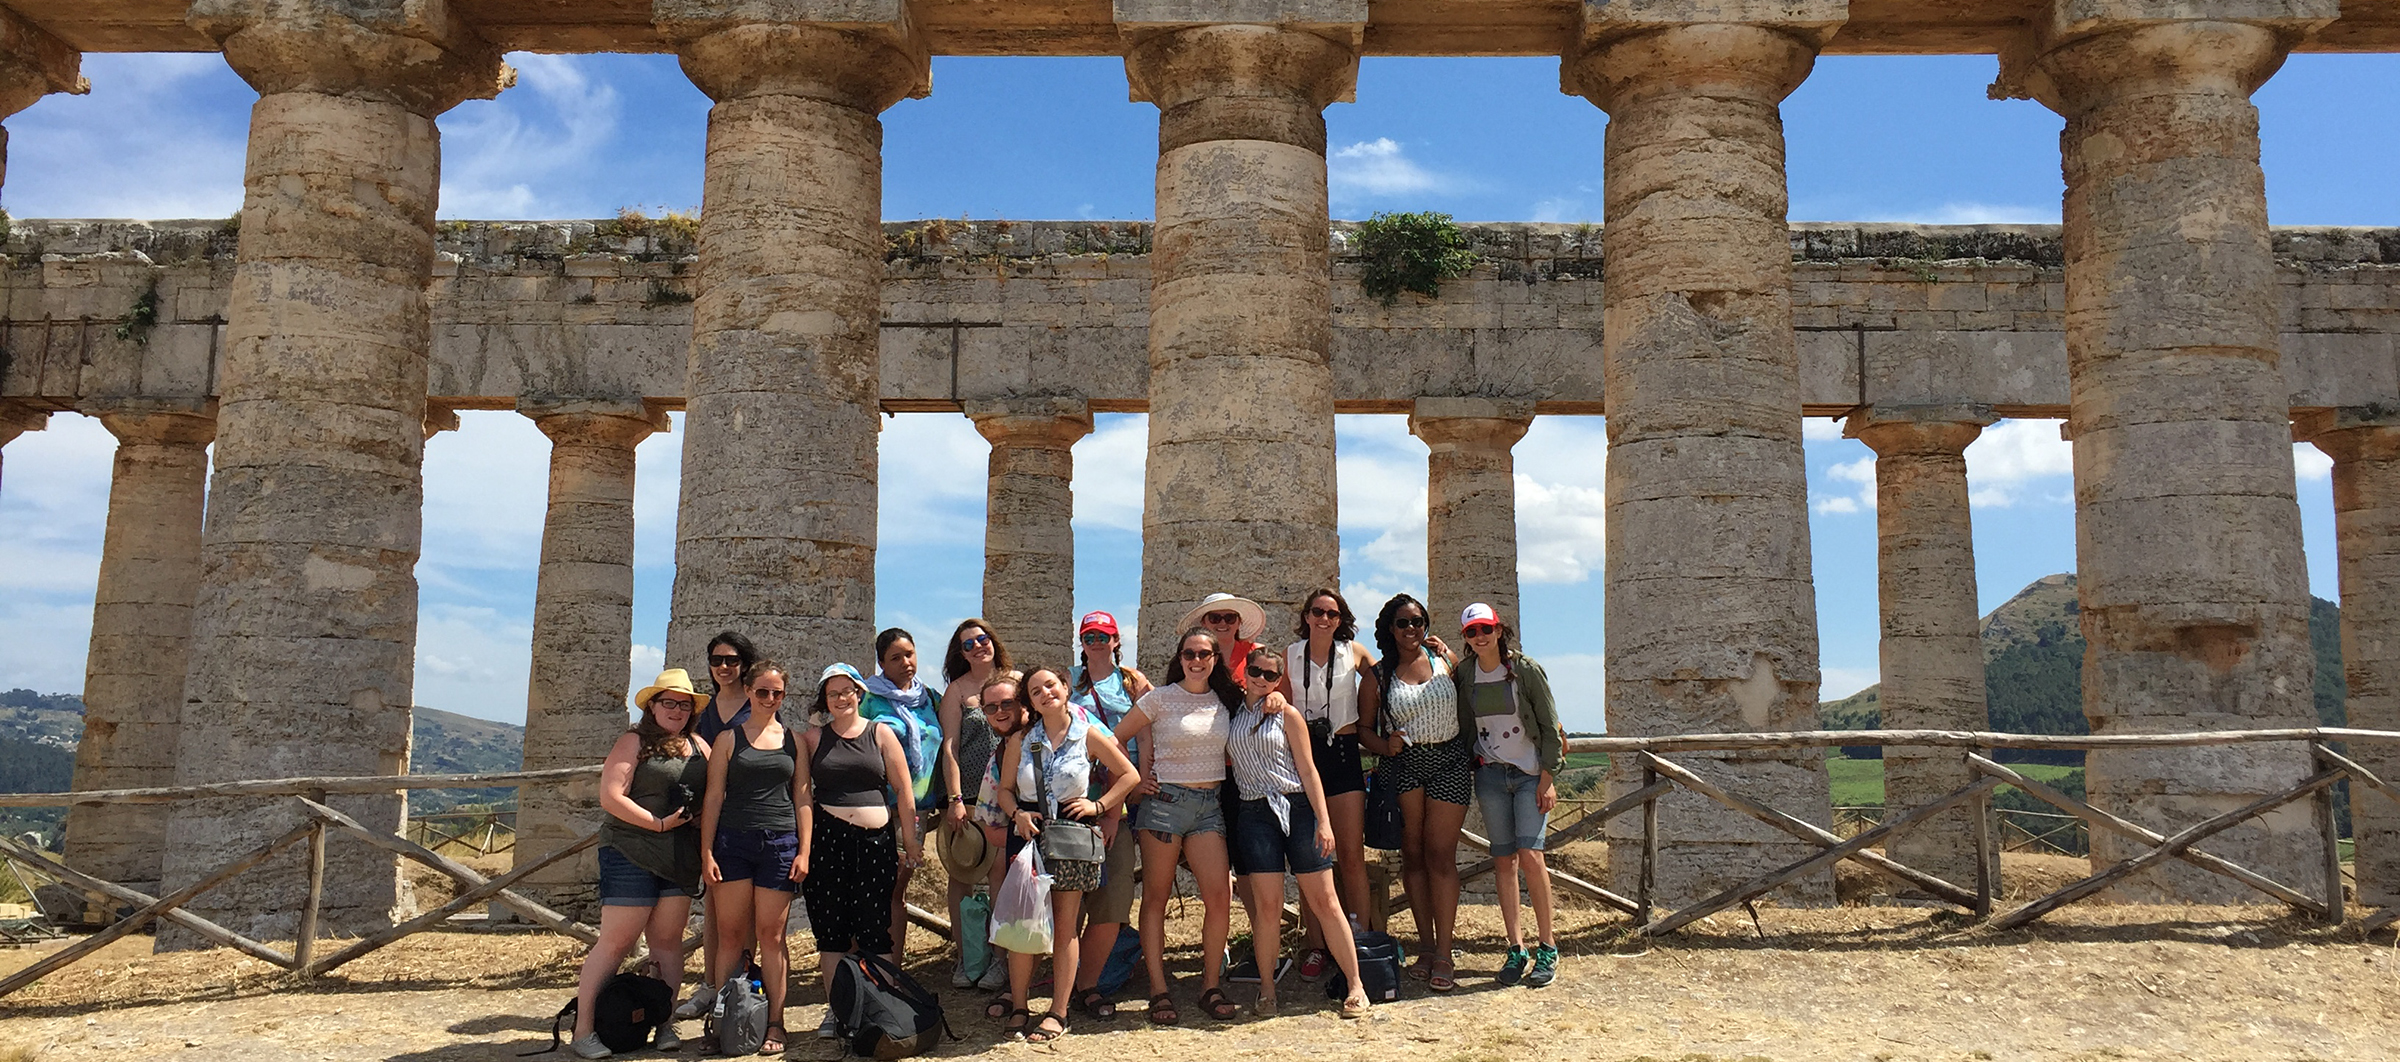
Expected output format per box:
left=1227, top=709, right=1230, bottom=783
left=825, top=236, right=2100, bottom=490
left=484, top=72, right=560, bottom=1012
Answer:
left=1081, top=632, right=1113, bottom=645
left=652, top=697, right=695, bottom=711
left=1463, top=623, right=1498, bottom=637
left=1306, top=607, right=1342, bottom=620
left=1202, top=611, right=1241, bottom=625
left=1179, top=648, right=1216, bottom=661
left=709, top=654, right=743, bottom=668
left=961, top=633, right=993, bottom=649
left=984, top=696, right=1023, bottom=711
left=1246, top=666, right=1282, bottom=682
left=1394, top=615, right=1429, bottom=630
left=753, top=689, right=787, bottom=700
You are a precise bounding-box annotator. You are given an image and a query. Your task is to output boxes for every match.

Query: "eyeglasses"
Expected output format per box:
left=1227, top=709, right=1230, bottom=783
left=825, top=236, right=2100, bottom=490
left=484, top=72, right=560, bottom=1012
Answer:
left=652, top=697, right=695, bottom=710
left=984, top=696, right=1022, bottom=711
left=1306, top=607, right=1342, bottom=620
left=1463, top=623, right=1498, bottom=637
left=1202, top=611, right=1240, bottom=626
left=1080, top=632, right=1112, bottom=646
left=1179, top=648, right=1216, bottom=661
left=709, top=654, right=743, bottom=668
left=753, top=688, right=787, bottom=700
left=1394, top=615, right=1428, bottom=630
left=961, top=633, right=993, bottom=649
left=1246, top=666, right=1282, bottom=682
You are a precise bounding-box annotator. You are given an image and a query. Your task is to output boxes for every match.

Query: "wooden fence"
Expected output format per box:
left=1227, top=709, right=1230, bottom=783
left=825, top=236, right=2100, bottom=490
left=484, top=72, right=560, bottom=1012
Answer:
left=0, top=728, right=2396, bottom=1000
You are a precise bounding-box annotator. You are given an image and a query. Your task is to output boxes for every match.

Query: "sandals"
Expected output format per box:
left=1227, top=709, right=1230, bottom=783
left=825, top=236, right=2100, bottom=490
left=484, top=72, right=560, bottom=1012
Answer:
left=1025, top=1011, right=1068, bottom=1044
left=1146, top=992, right=1180, bottom=1026
left=1074, top=988, right=1117, bottom=1021
left=985, top=992, right=1013, bottom=1021
left=1003, top=1007, right=1032, bottom=1040
left=1427, top=962, right=1458, bottom=993
left=759, top=1023, right=787, bottom=1054
left=1253, top=993, right=1278, bottom=1018
left=1339, top=994, right=1371, bottom=1020
left=1198, top=986, right=1240, bottom=1021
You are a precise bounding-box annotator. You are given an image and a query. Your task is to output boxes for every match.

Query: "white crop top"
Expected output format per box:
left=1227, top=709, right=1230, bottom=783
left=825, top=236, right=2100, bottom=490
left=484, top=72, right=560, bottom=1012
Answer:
left=1133, top=683, right=1229, bottom=785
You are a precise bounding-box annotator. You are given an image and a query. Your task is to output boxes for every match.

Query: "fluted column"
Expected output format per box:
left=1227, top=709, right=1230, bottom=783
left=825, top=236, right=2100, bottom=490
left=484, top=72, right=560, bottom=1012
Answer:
left=1566, top=5, right=1843, bottom=905
left=517, top=403, right=665, bottom=918
left=2001, top=3, right=2331, bottom=901
left=2297, top=410, right=2400, bottom=909
left=1846, top=404, right=1995, bottom=895
left=660, top=4, right=927, bottom=677
left=64, top=404, right=214, bottom=892
left=162, top=0, right=511, bottom=945
left=1409, top=397, right=1533, bottom=631
left=1121, top=11, right=1360, bottom=662
left=969, top=398, right=1093, bottom=657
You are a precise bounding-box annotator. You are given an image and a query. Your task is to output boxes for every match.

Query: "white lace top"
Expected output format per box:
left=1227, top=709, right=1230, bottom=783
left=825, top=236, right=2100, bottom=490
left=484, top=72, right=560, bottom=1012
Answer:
left=1383, top=654, right=1458, bottom=744
left=1133, top=682, right=1229, bottom=785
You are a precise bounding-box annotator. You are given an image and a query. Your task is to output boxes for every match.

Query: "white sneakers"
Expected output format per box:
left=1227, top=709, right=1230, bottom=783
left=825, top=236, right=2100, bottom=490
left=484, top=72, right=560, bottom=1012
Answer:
left=975, top=963, right=1008, bottom=991
left=654, top=1023, right=681, bottom=1052
left=672, top=984, right=716, bottom=1021
left=568, top=1033, right=612, bottom=1059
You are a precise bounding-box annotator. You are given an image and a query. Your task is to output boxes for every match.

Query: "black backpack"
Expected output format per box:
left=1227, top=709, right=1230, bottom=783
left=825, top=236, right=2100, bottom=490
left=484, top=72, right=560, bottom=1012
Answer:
left=524, top=971, right=673, bottom=1055
left=829, top=952, right=956, bottom=1059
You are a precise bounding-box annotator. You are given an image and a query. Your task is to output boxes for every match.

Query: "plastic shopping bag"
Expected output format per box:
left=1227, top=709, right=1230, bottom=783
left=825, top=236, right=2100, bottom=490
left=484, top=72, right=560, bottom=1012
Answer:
left=988, top=844, right=1053, bottom=955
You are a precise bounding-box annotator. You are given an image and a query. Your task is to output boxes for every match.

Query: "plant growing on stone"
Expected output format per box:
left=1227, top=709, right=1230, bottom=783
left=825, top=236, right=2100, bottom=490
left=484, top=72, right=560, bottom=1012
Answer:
left=114, top=282, right=160, bottom=344
left=1353, top=210, right=1478, bottom=306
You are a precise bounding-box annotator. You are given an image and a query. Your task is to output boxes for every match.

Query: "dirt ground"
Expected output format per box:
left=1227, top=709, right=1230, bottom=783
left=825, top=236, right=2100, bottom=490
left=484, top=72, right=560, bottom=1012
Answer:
left=4, top=852, right=2396, bottom=1062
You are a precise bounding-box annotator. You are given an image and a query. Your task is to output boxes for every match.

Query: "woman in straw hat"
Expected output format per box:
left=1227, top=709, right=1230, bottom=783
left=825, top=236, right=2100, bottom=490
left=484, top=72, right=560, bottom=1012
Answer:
left=568, top=669, right=713, bottom=1059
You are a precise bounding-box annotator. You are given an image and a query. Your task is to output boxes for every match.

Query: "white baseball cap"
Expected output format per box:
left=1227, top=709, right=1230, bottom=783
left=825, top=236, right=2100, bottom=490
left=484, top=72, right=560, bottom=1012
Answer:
left=1460, top=602, right=1499, bottom=629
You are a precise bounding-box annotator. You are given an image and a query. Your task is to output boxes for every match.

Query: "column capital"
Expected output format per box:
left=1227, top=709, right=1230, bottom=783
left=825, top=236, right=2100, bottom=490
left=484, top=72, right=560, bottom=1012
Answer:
left=967, top=397, right=1094, bottom=449
left=84, top=400, right=218, bottom=449
left=1841, top=403, right=1995, bottom=456
left=527, top=400, right=671, bottom=449
left=1563, top=19, right=1823, bottom=114
left=424, top=404, right=462, bottom=440
left=1121, top=22, right=1359, bottom=114
left=2294, top=407, right=2400, bottom=463
left=659, top=1, right=929, bottom=107
left=0, top=400, right=47, bottom=446
left=0, top=6, right=87, bottom=119
left=1408, top=397, right=1534, bottom=452
left=189, top=0, right=514, bottom=115
left=1990, top=1, right=2332, bottom=110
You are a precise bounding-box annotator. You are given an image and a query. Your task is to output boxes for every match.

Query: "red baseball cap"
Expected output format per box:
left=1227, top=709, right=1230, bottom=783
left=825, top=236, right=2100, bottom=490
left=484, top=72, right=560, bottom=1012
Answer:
left=1078, top=610, right=1119, bottom=638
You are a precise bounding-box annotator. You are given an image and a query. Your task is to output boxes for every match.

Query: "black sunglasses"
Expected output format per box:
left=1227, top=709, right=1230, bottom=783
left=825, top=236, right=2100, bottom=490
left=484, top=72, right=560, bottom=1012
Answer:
left=1394, top=615, right=1429, bottom=630
left=1179, top=648, right=1216, bottom=661
left=1246, top=665, right=1282, bottom=682
left=709, top=654, right=743, bottom=668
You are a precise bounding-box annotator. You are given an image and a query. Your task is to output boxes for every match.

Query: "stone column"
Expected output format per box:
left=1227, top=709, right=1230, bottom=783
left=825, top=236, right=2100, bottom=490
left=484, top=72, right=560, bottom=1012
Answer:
left=659, top=3, right=927, bottom=680
left=1564, top=3, right=1843, bottom=905
left=1120, top=6, right=1361, bottom=663
left=161, top=1, right=511, bottom=945
left=63, top=403, right=214, bottom=893
left=0, top=6, right=88, bottom=198
left=1409, top=397, right=1533, bottom=631
left=1845, top=404, right=1996, bottom=895
left=968, top=398, right=1093, bottom=657
left=517, top=403, right=666, bottom=919
left=1999, top=3, right=2332, bottom=901
left=2297, top=409, right=2400, bottom=909
left=0, top=402, right=44, bottom=497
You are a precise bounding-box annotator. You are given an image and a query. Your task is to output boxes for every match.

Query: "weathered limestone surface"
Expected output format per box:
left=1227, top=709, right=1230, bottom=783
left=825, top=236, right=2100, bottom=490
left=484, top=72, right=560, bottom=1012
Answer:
left=158, top=0, right=512, bottom=947
left=2010, top=9, right=2329, bottom=901
left=1125, top=19, right=1357, bottom=664
left=967, top=397, right=1092, bottom=658
left=662, top=11, right=926, bottom=681
left=60, top=403, right=211, bottom=893
left=516, top=404, right=661, bottom=917
left=1569, top=8, right=1840, bottom=906
left=1845, top=404, right=1995, bottom=895
left=2296, top=409, right=2400, bottom=909
left=1409, top=397, right=1533, bottom=632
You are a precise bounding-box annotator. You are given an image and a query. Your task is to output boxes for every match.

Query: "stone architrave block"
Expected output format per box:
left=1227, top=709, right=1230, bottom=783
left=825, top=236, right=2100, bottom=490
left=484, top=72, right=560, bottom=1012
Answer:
left=1110, top=0, right=1367, bottom=28
left=654, top=0, right=908, bottom=24
left=1579, top=0, right=1849, bottom=39
left=2042, top=0, right=2339, bottom=40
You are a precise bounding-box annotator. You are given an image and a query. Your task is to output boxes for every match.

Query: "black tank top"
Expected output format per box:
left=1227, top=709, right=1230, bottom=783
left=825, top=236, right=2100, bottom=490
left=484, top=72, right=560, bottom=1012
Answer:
left=811, top=724, right=890, bottom=809
left=719, top=724, right=798, bottom=832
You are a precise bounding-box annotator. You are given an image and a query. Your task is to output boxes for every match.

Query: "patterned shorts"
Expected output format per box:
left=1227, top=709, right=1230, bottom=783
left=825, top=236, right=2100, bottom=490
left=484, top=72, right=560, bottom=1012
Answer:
left=1383, top=734, right=1473, bottom=807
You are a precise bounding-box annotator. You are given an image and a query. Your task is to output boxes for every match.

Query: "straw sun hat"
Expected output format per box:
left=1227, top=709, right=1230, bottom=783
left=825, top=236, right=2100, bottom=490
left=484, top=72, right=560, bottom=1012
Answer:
left=1176, top=592, right=1266, bottom=641
left=633, top=668, right=711, bottom=712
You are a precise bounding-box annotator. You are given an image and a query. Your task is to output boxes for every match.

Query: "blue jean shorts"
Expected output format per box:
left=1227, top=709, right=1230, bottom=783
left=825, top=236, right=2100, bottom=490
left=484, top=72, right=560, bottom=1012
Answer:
left=713, top=827, right=801, bottom=892
left=1135, top=782, right=1226, bottom=837
left=597, top=845, right=691, bottom=907
left=1474, top=763, right=1550, bottom=857
left=1232, top=797, right=1334, bottom=877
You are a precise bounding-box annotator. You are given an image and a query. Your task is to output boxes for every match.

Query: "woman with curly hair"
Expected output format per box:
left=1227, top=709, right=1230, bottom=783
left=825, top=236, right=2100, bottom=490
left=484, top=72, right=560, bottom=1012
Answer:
left=1361, top=593, right=1468, bottom=991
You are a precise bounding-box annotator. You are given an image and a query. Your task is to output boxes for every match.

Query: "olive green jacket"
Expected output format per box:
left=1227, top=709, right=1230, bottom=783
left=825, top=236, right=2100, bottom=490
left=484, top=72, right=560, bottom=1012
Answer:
left=1452, top=650, right=1565, bottom=776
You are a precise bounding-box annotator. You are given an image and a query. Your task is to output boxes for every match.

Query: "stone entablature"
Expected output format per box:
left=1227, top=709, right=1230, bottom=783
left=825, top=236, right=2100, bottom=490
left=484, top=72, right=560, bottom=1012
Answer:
left=6, top=218, right=2397, bottom=420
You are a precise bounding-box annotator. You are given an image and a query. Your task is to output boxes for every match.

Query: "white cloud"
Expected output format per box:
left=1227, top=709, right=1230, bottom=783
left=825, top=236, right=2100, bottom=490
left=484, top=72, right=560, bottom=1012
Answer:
left=1072, top=414, right=1148, bottom=533
left=1802, top=417, right=1846, bottom=441
left=1512, top=418, right=1609, bottom=586
left=633, top=415, right=684, bottom=570
left=422, top=412, right=551, bottom=574
left=6, top=54, right=248, bottom=219
left=1814, top=456, right=1876, bottom=515
left=1329, top=138, right=1457, bottom=202
left=0, top=413, right=116, bottom=693
left=1540, top=651, right=1607, bottom=733
left=2294, top=442, right=2333, bottom=483
left=415, top=603, right=534, bottom=721
left=879, top=414, right=991, bottom=547
left=627, top=643, right=667, bottom=702
left=438, top=53, right=628, bottom=219
left=1964, top=418, right=2074, bottom=508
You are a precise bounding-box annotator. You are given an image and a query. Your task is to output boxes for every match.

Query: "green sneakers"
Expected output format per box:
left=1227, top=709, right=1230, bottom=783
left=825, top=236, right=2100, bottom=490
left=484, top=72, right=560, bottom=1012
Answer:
left=1525, top=944, right=1559, bottom=988
left=1496, top=945, right=1529, bottom=986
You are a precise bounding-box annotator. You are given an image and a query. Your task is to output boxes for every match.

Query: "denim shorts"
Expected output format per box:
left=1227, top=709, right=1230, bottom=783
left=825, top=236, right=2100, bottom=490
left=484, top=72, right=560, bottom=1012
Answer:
left=712, top=827, right=801, bottom=892
left=1474, top=762, right=1550, bottom=857
left=597, top=845, right=691, bottom=906
left=1135, top=782, right=1226, bottom=837
left=1231, top=797, right=1334, bottom=877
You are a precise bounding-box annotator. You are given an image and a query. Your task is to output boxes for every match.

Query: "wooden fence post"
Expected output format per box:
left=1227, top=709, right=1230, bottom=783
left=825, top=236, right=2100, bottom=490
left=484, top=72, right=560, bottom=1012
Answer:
left=1637, top=762, right=1659, bottom=929
left=2315, top=749, right=2347, bottom=925
left=1970, top=753, right=1995, bottom=919
left=296, top=816, right=327, bottom=973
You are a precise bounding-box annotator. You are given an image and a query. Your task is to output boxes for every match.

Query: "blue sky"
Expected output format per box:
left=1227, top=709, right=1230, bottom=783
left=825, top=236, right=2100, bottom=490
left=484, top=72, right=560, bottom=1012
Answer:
left=1, top=51, right=2393, bottom=733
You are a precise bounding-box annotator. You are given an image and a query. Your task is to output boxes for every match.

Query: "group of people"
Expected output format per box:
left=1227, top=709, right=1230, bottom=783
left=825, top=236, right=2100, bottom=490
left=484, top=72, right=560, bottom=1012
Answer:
left=565, top=588, right=1567, bottom=1056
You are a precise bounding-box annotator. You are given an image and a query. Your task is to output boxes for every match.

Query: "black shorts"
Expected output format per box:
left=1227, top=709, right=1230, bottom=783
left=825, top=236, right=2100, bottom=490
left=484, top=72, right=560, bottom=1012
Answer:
left=1311, top=730, right=1366, bottom=797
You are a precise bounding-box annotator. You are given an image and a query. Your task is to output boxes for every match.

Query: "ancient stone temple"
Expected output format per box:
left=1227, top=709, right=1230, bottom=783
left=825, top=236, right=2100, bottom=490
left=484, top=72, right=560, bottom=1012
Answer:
left=3, top=1, right=2399, bottom=933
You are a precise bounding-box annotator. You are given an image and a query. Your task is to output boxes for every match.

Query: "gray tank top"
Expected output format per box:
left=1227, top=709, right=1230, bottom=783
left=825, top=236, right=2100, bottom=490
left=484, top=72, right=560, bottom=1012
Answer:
left=811, top=724, right=890, bottom=808
left=719, top=724, right=798, bottom=832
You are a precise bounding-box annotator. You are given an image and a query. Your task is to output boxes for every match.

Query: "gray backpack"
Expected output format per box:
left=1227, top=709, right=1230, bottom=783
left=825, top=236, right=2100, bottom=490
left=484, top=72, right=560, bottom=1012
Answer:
left=710, top=955, right=769, bottom=1056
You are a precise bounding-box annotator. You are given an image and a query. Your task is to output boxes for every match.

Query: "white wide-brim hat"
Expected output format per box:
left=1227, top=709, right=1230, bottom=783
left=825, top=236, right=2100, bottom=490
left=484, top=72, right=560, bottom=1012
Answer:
left=1177, top=592, right=1267, bottom=642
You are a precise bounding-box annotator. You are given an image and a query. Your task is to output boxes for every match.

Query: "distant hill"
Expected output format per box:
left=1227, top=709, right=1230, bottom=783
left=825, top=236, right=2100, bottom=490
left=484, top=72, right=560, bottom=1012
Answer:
left=1823, top=573, right=2347, bottom=763
left=0, top=693, right=527, bottom=841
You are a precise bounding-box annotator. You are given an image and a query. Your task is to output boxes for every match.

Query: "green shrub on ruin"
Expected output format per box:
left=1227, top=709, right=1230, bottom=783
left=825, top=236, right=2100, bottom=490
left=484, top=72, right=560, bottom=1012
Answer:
left=1353, top=210, right=1478, bottom=307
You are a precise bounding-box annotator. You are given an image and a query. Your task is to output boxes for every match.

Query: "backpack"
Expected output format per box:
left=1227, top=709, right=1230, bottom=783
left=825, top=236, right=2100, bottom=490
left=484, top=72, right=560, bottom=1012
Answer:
left=830, top=951, right=956, bottom=1059
left=1324, top=930, right=1405, bottom=1004
left=522, top=972, right=672, bottom=1055
left=709, top=955, right=770, bottom=1056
